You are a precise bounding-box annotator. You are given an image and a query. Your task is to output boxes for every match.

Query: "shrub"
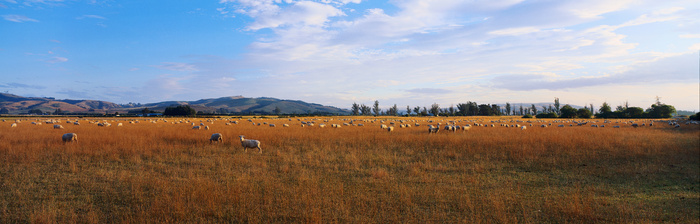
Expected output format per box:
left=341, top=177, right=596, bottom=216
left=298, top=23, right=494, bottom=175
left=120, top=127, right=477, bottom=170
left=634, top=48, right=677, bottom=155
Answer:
left=535, top=113, right=558, bottom=118
left=522, top=114, right=533, bottom=118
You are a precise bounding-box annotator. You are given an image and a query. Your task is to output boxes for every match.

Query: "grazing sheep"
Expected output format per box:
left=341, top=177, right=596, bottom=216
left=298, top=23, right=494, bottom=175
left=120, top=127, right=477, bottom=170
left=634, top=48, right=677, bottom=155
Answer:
left=269, top=124, right=276, bottom=127
left=73, top=122, right=80, bottom=125
left=462, top=125, right=471, bottom=131
left=428, top=124, right=440, bottom=134
left=283, top=124, right=289, bottom=127
left=117, top=123, right=123, bottom=127
left=62, top=133, right=78, bottom=143
left=205, top=126, right=210, bottom=130
left=239, top=135, right=262, bottom=154
left=613, top=126, right=620, bottom=128
left=387, top=126, right=394, bottom=132
left=54, top=124, right=64, bottom=129
left=557, top=125, right=564, bottom=127
left=521, top=126, right=527, bottom=130
left=319, top=124, right=326, bottom=128
left=210, top=133, right=223, bottom=143
left=380, top=124, right=388, bottom=129
left=192, top=126, right=201, bottom=130
left=11, top=123, right=17, bottom=128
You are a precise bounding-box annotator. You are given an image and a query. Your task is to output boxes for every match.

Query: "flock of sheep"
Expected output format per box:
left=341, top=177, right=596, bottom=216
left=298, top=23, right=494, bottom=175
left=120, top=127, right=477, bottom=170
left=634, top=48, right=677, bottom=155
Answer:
left=4, top=117, right=696, bottom=154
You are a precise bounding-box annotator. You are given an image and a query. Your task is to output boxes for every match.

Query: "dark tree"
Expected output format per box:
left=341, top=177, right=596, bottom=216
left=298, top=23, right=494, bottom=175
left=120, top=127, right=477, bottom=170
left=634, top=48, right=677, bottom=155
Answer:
left=554, top=97, right=560, bottom=115
left=360, top=104, right=372, bottom=115
left=429, top=103, right=440, bottom=116
left=559, top=105, right=577, bottom=118
left=351, top=102, right=360, bottom=116
left=647, top=104, right=676, bottom=118
left=163, top=105, right=196, bottom=116
left=372, top=100, right=380, bottom=116
left=519, top=105, right=524, bottom=116
left=599, top=102, right=612, bottom=114
left=28, top=109, right=42, bottom=115
left=406, top=105, right=411, bottom=116
left=531, top=104, right=538, bottom=115
left=505, top=102, right=511, bottom=116
left=413, top=106, right=421, bottom=116
left=478, top=104, right=492, bottom=116
left=577, top=108, right=593, bottom=118
left=273, top=106, right=281, bottom=115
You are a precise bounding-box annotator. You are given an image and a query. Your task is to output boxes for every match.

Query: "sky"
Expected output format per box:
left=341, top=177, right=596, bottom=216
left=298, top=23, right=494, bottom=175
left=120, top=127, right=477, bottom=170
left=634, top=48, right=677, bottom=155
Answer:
left=1, top=0, right=699, bottom=111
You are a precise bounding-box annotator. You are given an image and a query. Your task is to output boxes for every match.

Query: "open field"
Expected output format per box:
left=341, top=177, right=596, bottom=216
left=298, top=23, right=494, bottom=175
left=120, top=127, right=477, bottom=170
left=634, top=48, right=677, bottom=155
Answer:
left=1, top=116, right=698, bottom=223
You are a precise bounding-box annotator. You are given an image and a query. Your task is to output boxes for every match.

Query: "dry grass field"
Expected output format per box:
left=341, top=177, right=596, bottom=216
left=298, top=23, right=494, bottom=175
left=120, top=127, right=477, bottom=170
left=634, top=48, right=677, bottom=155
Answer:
left=0, top=116, right=698, bottom=223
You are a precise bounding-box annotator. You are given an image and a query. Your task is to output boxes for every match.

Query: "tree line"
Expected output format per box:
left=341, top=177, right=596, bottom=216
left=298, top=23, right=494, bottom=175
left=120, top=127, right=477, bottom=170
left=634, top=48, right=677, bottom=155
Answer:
left=351, top=97, right=678, bottom=119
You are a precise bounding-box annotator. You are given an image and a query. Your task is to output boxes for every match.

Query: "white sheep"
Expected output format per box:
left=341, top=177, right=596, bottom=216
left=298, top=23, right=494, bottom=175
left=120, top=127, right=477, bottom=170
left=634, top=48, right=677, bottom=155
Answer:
left=283, top=124, right=289, bottom=127
left=54, top=124, right=64, bottom=129
left=239, top=135, right=262, bottom=154
left=205, top=126, right=210, bottom=130
left=521, top=126, right=527, bottom=130
left=210, top=133, right=223, bottom=143
left=62, top=133, right=78, bottom=143
left=192, top=126, right=201, bottom=130
left=428, top=124, right=439, bottom=134
left=387, top=126, right=394, bottom=132
left=117, top=123, right=123, bottom=127
left=11, top=123, right=17, bottom=128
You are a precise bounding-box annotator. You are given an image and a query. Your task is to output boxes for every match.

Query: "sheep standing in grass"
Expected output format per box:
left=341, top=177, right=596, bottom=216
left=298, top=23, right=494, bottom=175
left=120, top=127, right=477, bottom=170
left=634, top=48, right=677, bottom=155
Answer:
left=54, top=124, right=64, bottom=129
left=193, top=126, right=201, bottom=130
left=387, top=126, right=394, bottom=132
left=428, top=124, right=439, bottom=134
left=11, top=123, right=17, bottom=128
left=62, top=133, right=78, bottom=143
left=210, top=133, right=223, bottom=143
left=239, top=135, right=262, bottom=154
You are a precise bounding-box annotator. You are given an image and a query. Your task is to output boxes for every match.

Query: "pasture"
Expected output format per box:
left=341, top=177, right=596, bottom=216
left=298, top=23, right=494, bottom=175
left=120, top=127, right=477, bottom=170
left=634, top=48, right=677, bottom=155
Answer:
left=0, top=116, right=698, bottom=223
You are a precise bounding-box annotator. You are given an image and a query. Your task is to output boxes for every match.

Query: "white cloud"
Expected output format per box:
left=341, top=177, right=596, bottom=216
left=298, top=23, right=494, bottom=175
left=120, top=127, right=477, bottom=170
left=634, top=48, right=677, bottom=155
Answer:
left=76, top=14, right=106, bottom=20
left=153, top=62, right=199, bottom=72
left=246, top=1, right=344, bottom=30
left=2, top=14, right=38, bottom=22
left=47, top=56, right=68, bottom=63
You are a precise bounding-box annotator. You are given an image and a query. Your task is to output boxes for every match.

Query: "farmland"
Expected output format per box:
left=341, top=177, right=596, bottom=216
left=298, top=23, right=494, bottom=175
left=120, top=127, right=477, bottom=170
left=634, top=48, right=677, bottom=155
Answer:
left=1, top=116, right=698, bottom=223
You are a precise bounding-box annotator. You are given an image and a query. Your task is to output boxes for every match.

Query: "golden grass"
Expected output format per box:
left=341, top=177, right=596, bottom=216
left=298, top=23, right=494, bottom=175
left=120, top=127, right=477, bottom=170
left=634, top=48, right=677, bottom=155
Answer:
left=0, top=116, right=698, bottom=223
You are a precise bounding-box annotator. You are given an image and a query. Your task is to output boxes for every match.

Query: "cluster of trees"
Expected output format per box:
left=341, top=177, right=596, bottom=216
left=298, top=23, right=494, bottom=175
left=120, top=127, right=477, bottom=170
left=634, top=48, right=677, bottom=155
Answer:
left=163, top=105, right=196, bottom=117
left=352, top=97, right=678, bottom=119
left=595, top=101, right=676, bottom=119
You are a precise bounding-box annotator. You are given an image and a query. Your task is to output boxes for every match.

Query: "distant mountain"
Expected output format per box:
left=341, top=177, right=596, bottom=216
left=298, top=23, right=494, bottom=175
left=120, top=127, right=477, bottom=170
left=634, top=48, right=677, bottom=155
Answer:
left=0, top=93, right=350, bottom=115
left=0, top=93, right=121, bottom=114
left=139, top=96, right=349, bottom=115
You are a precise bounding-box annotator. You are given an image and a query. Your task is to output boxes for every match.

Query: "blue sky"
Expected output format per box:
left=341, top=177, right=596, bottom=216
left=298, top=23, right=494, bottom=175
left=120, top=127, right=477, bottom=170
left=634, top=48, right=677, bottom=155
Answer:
left=1, top=0, right=699, bottom=111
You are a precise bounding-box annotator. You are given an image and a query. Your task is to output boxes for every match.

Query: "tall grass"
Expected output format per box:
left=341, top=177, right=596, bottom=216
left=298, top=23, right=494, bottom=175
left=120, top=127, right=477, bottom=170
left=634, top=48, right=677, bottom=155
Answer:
left=0, top=117, right=698, bottom=223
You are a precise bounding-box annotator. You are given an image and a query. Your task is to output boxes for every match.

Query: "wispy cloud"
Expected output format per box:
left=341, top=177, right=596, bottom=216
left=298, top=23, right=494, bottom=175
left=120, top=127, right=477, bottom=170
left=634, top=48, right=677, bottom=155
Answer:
left=153, top=62, right=199, bottom=72
left=2, top=14, right=38, bottom=22
left=0, top=82, right=46, bottom=89
left=405, top=88, right=453, bottom=94
left=47, top=56, right=68, bottom=63
left=76, top=14, right=106, bottom=20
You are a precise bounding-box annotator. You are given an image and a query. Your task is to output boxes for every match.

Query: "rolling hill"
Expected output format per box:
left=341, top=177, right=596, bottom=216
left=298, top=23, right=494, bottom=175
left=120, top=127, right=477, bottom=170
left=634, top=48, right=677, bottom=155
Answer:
left=0, top=93, right=350, bottom=115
